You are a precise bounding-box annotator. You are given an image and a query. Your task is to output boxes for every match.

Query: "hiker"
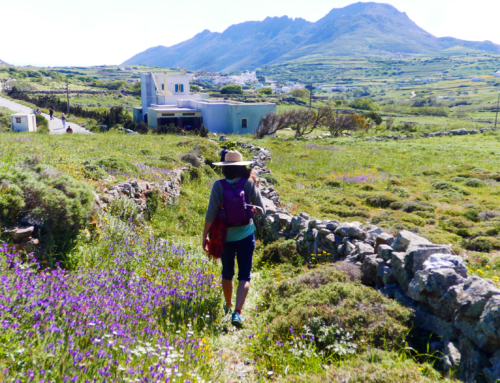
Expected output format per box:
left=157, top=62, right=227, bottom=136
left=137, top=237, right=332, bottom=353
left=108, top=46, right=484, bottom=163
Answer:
left=219, top=145, right=228, bottom=162
left=49, top=108, right=54, bottom=120
left=61, top=113, right=66, bottom=129
left=66, top=126, right=73, bottom=134
left=203, top=151, right=265, bottom=328
left=36, top=109, right=42, bottom=115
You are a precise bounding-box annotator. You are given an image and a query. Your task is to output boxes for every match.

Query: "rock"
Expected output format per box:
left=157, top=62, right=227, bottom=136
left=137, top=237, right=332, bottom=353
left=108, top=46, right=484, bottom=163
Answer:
left=319, top=228, right=331, bottom=235
left=20, top=213, right=44, bottom=227
left=364, top=225, right=383, bottom=236
left=299, top=212, right=310, bottom=220
left=429, top=283, right=465, bottom=321
left=18, top=237, right=40, bottom=254
left=442, top=341, right=461, bottom=376
left=476, top=295, right=500, bottom=351
left=361, top=254, right=383, bottom=285
left=322, top=234, right=336, bottom=248
left=356, top=242, right=375, bottom=261
left=423, top=253, right=468, bottom=278
left=456, top=276, right=500, bottom=318
left=377, top=232, right=395, bottom=246
left=377, top=262, right=396, bottom=286
left=484, top=350, right=500, bottom=383
left=6, top=226, right=34, bottom=241
left=392, top=230, right=431, bottom=252
left=262, top=197, right=277, bottom=215
left=344, top=240, right=356, bottom=257
left=405, top=244, right=452, bottom=272
left=377, top=244, right=393, bottom=261
left=415, top=306, right=459, bottom=340
left=415, top=268, right=466, bottom=296
left=391, top=252, right=413, bottom=291
left=458, top=335, right=483, bottom=383
left=379, top=284, right=404, bottom=299
left=326, top=221, right=340, bottom=231
left=334, top=222, right=363, bottom=238
left=407, top=277, right=430, bottom=304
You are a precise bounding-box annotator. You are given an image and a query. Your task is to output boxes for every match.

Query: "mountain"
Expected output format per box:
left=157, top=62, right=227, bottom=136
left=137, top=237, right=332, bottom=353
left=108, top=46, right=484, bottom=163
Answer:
left=123, top=2, right=500, bottom=72
left=0, top=58, right=9, bottom=65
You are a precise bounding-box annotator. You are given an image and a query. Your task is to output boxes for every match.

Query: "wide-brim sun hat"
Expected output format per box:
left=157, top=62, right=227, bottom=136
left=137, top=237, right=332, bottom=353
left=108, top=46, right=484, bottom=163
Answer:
left=213, top=150, right=253, bottom=166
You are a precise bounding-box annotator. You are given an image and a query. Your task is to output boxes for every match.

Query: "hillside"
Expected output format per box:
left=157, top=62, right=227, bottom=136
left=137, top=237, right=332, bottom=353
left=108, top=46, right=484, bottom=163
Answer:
left=123, top=2, right=500, bottom=72
left=0, top=58, right=9, bottom=65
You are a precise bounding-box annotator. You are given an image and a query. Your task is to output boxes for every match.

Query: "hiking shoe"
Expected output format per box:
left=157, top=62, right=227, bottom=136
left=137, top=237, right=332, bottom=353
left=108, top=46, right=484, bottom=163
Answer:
left=231, top=312, right=243, bottom=328
left=224, top=306, right=232, bottom=315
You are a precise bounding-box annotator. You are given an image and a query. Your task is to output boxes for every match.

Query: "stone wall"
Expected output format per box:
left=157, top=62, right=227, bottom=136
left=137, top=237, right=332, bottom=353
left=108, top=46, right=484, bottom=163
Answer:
left=245, top=141, right=500, bottom=383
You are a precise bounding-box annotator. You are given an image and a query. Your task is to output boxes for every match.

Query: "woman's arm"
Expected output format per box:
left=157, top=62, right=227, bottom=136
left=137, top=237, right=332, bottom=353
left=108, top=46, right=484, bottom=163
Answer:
left=202, top=221, right=213, bottom=252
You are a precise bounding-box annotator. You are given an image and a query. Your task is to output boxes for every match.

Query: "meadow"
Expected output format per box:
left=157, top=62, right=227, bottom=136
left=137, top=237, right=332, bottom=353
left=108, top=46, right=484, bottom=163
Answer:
left=2, top=128, right=500, bottom=381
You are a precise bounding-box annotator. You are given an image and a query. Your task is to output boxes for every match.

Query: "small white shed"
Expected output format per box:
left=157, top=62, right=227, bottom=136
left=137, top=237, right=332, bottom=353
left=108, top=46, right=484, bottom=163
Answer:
left=10, top=114, right=37, bottom=132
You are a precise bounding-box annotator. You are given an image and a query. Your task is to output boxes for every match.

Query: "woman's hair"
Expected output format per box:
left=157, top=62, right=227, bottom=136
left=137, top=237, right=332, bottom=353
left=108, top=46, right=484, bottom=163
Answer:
left=222, top=165, right=258, bottom=185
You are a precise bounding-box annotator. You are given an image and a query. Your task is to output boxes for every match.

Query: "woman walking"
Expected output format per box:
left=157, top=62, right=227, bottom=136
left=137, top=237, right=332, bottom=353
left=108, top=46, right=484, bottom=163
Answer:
left=203, top=151, right=265, bottom=328
left=61, top=113, right=67, bottom=129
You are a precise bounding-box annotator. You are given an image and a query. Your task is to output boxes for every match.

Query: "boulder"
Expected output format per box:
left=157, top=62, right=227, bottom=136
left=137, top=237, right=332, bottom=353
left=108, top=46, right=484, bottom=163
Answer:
left=415, top=268, right=466, bottom=296
left=262, top=197, right=277, bottom=215
left=376, top=262, right=396, bottom=286
left=484, top=350, right=500, bottom=383
left=356, top=242, right=375, bottom=261
left=392, top=230, right=431, bottom=252
left=407, top=277, right=430, bottom=304
left=422, top=253, right=468, bottom=278
left=456, top=276, right=500, bottom=319
left=334, top=222, right=363, bottom=238
left=458, top=335, right=485, bottom=383
left=377, top=244, right=393, bottom=261
left=429, top=283, right=465, bottom=321
left=321, top=234, right=336, bottom=248
left=442, top=341, right=461, bottom=376
left=377, top=232, right=395, bottom=246
left=6, top=226, right=34, bottom=241
left=391, top=252, right=413, bottom=291
left=20, top=213, right=44, bottom=227
left=415, top=306, right=459, bottom=341
left=476, top=295, right=500, bottom=351
left=405, top=244, right=452, bottom=272
left=361, top=254, right=383, bottom=285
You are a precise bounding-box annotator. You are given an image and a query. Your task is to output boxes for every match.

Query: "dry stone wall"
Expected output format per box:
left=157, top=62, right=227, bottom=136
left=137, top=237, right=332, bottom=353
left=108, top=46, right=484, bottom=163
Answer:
left=243, top=141, right=500, bottom=383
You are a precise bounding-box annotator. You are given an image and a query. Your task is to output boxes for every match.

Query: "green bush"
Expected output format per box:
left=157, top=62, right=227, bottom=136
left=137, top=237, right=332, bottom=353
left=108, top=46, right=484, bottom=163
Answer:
left=325, top=179, right=343, bottom=188
left=431, top=180, right=470, bottom=195
left=263, top=266, right=413, bottom=350
left=220, top=84, right=242, bottom=95
left=82, top=160, right=108, bottom=180
left=391, top=187, right=410, bottom=198
left=180, top=152, right=202, bottom=168
left=463, top=178, right=486, bottom=187
left=0, top=162, right=94, bottom=250
left=365, top=193, right=399, bottom=208
left=261, top=173, right=280, bottom=185
left=261, top=238, right=301, bottom=265
left=193, top=144, right=218, bottom=167
left=108, top=196, right=142, bottom=223
left=464, top=236, right=500, bottom=252
left=35, top=114, right=50, bottom=134
left=97, top=156, right=138, bottom=174
left=450, top=176, right=466, bottom=183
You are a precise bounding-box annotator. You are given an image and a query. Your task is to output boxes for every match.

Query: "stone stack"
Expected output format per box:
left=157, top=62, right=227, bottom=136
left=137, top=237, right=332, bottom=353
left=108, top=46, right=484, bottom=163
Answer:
left=241, top=140, right=500, bottom=383
left=96, top=170, right=183, bottom=214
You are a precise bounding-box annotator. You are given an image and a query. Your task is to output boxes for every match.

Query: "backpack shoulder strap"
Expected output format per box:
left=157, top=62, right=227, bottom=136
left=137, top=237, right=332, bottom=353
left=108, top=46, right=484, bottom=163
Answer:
left=219, top=179, right=232, bottom=191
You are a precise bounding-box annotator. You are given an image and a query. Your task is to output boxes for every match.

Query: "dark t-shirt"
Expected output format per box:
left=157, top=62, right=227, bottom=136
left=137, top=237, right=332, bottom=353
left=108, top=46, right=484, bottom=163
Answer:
left=220, top=150, right=228, bottom=162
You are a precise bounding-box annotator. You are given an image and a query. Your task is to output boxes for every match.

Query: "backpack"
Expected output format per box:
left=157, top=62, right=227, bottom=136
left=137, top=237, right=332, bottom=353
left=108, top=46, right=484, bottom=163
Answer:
left=218, top=178, right=254, bottom=228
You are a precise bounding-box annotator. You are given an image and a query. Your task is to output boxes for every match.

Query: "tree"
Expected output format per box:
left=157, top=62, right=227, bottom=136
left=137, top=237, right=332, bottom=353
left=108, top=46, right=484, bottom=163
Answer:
left=220, top=84, right=242, bottom=94
left=385, top=116, right=395, bottom=131
left=190, top=84, right=201, bottom=92
left=334, top=100, right=343, bottom=107
left=291, top=88, right=310, bottom=99
left=258, top=87, right=273, bottom=95
left=325, top=112, right=365, bottom=136
left=350, top=98, right=380, bottom=111
left=255, top=112, right=289, bottom=139
left=362, top=111, right=383, bottom=125
left=288, top=107, right=331, bottom=139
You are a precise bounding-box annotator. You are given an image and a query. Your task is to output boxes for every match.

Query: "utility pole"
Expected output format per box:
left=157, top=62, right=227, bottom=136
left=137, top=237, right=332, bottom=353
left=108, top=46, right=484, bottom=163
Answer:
left=495, top=91, right=500, bottom=130
left=66, top=77, right=70, bottom=116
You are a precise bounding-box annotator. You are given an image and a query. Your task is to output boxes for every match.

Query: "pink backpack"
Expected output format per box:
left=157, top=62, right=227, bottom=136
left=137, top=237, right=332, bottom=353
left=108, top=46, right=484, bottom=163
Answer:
left=218, top=178, right=254, bottom=228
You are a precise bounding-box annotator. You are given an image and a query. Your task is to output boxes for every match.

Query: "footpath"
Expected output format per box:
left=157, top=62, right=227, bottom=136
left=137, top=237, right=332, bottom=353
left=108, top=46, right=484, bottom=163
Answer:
left=0, top=95, right=91, bottom=134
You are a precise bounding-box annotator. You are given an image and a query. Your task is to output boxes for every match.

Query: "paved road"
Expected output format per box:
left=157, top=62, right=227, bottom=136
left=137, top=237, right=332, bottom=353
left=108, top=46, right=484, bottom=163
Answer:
left=0, top=95, right=91, bottom=134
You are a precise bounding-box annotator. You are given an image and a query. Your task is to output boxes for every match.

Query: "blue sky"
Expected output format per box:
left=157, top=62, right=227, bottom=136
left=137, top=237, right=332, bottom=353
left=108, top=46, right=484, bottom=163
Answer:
left=1, top=0, right=499, bottom=67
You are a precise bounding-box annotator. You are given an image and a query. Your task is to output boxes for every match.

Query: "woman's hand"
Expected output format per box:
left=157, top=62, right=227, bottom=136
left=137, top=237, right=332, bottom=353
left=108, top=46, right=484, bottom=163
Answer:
left=203, top=237, right=210, bottom=252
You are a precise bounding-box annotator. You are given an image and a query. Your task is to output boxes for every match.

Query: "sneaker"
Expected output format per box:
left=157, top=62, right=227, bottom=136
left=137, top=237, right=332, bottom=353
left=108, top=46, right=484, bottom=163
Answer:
left=224, top=306, right=232, bottom=315
left=231, top=312, right=243, bottom=328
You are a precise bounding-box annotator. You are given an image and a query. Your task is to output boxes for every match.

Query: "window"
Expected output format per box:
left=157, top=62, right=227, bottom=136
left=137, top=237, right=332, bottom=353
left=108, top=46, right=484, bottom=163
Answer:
left=162, top=113, right=174, bottom=116
left=161, top=84, right=164, bottom=90
left=241, top=118, right=248, bottom=128
left=15, top=117, right=21, bottom=123
left=175, top=84, right=178, bottom=92
left=180, top=84, right=184, bottom=92
left=182, top=112, right=195, bottom=116
left=175, top=84, right=184, bottom=92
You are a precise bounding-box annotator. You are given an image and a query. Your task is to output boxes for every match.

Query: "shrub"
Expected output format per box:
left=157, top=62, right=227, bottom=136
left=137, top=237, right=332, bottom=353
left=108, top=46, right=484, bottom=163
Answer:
left=145, top=190, right=160, bottom=221
left=180, top=152, right=203, bottom=168
left=326, top=179, right=343, bottom=188
left=450, top=176, right=466, bottom=183
left=187, top=167, right=202, bottom=181
left=360, top=184, right=375, bottom=191
left=108, top=196, right=143, bottom=223
left=35, top=114, right=49, bottom=134
left=464, top=236, right=500, bottom=252
left=220, top=84, right=242, bottom=94
left=431, top=181, right=470, bottom=195
left=82, top=160, right=108, bottom=180
left=263, top=266, right=413, bottom=350
left=365, top=193, right=399, bottom=208
left=401, top=200, right=435, bottom=213
left=199, top=125, right=209, bottom=138
left=261, top=238, right=301, bottom=265
left=193, top=144, right=218, bottom=167
left=261, top=173, right=279, bottom=185
left=391, top=187, right=410, bottom=198
left=258, top=88, right=273, bottom=95
left=0, top=163, right=94, bottom=251
left=463, top=178, right=486, bottom=187
left=98, top=156, right=138, bottom=174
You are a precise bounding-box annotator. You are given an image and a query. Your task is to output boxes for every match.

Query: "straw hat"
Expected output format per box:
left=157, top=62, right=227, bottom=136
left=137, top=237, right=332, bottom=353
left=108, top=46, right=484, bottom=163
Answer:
left=213, top=150, right=253, bottom=166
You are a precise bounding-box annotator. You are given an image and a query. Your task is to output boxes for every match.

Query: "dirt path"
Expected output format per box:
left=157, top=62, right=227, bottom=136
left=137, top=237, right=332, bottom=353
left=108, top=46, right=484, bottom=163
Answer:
left=410, top=91, right=416, bottom=99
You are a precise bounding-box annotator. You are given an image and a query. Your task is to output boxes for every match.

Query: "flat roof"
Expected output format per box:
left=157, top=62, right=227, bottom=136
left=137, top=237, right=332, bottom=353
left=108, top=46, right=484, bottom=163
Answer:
left=11, top=113, right=31, bottom=117
left=150, top=106, right=201, bottom=112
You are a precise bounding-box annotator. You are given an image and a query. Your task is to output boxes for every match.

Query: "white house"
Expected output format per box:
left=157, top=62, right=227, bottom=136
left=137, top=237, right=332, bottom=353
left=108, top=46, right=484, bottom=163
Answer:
left=495, top=71, right=500, bottom=78
left=134, top=73, right=276, bottom=135
left=10, top=114, right=37, bottom=132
